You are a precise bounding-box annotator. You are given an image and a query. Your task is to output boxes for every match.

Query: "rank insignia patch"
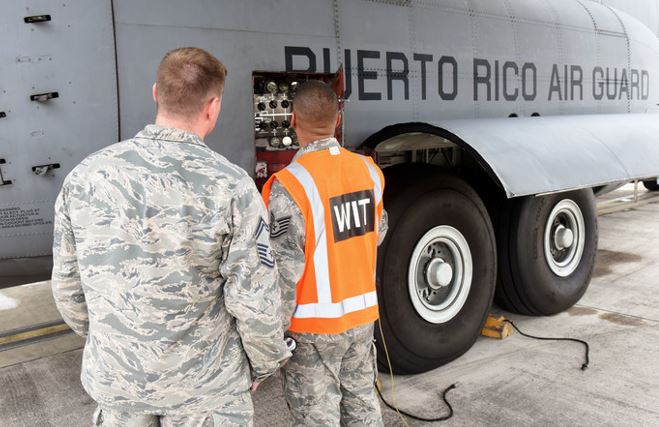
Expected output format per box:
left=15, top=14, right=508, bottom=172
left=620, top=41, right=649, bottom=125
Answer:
left=254, top=217, right=275, bottom=268
left=270, top=213, right=292, bottom=238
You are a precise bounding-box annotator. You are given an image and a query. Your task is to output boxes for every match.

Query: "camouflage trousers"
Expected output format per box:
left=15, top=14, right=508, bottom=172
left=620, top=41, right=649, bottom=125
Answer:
left=282, top=323, right=383, bottom=426
left=91, top=392, right=254, bottom=427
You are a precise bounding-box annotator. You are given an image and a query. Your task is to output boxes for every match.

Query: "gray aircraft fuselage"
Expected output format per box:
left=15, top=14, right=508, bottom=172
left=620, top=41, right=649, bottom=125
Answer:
left=2, top=0, right=659, bottom=285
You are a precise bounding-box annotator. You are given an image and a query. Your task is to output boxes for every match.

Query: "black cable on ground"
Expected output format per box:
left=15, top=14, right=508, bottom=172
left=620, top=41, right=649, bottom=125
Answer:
left=376, top=381, right=457, bottom=422
left=503, top=319, right=590, bottom=371
left=375, top=318, right=590, bottom=424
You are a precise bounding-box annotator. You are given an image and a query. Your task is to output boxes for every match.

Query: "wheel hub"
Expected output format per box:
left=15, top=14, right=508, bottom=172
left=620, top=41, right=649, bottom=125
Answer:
left=554, top=225, right=575, bottom=250
left=426, top=258, right=453, bottom=289
left=544, top=199, right=586, bottom=277
left=408, top=226, right=473, bottom=324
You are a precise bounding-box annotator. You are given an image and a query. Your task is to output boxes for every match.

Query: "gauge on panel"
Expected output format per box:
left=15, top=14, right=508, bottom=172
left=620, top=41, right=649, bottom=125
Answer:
left=266, top=81, right=278, bottom=94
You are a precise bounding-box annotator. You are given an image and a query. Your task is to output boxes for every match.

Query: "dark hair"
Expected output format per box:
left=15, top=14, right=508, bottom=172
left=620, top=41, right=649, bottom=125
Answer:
left=156, top=47, right=227, bottom=118
left=293, top=80, right=339, bottom=126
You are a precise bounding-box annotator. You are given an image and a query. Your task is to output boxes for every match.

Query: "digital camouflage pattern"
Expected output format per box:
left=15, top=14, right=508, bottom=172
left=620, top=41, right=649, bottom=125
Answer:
left=267, top=137, right=386, bottom=426
left=283, top=324, right=383, bottom=427
left=267, top=180, right=305, bottom=333
left=51, top=124, right=290, bottom=416
left=92, top=391, right=253, bottom=427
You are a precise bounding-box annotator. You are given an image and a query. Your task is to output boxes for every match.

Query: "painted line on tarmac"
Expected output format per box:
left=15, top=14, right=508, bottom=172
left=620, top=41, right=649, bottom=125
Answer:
left=0, top=320, right=72, bottom=352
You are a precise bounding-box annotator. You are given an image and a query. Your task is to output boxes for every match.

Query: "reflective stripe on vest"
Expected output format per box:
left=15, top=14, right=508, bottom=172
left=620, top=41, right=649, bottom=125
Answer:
left=286, top=155, right=383, bottom=320
left=286, top=162, right=332, bottom=305
left=294, top=290, right=378, bottom=319
left=362, top=158, right=383, bottom=205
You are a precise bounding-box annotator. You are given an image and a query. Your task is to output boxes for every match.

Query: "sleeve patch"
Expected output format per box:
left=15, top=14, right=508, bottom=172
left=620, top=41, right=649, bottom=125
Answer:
left=255, top=217, right=275, bottom=268
left=270, top=214, right=292, bottom=238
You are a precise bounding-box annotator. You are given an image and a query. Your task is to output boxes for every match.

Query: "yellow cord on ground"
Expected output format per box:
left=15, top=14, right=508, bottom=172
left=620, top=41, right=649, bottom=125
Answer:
left=377, top=319, right=412, bottom=427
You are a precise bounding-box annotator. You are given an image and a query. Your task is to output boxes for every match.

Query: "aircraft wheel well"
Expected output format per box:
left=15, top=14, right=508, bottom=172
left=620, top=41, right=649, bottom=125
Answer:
left=359, top=122, right=507, bottom=209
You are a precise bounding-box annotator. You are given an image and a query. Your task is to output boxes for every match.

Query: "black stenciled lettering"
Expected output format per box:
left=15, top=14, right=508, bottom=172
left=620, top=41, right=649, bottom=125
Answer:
left=642, top=70, right=650, bottom=100
left=285, top=46, right=316, bottom=72
left=571, top=65, right=583, bottom=101
left=548, top=64, right=562, bottom=101
left=357, top=50, right=382, bottom=101
left=522, top=63, right=537, bottom=101
left=413, top=53, right=433, bottom=100
left=386, top=52, right=409, bottom=100
left=473, top=58, right=491, bottom=101
left=619, top=68, right=629, bottom=100
left=438, top=56, right=458, bottom=101
left=502, top=61, right=519, bottom=101
left=606, top=68, right=618, bottom=100
left=494, top=60, right=500, bottom=101
left=593, top=67, right=604, bottom=100
left=323, top=48, right=331, bottom=74
left=631, top=69, right=640, bottom=100
left=563, top=65, right=569, bottom=100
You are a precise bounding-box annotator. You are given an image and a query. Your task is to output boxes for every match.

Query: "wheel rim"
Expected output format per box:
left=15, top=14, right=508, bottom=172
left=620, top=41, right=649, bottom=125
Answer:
left=408, top=226, right=473, bottom=324
left=544, top=199, right=586, bottom=277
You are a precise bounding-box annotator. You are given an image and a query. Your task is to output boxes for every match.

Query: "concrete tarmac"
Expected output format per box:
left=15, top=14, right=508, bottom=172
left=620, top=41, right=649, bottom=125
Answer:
left=1, top=185, right=658, bottom=426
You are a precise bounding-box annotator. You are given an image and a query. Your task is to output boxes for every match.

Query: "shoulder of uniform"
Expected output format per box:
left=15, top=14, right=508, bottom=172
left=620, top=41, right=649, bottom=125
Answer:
left=65, top=140, right=132, bottom=183
left=269, top=178, right=290, bottom=197
left=202, top=149, right=251, bottom=183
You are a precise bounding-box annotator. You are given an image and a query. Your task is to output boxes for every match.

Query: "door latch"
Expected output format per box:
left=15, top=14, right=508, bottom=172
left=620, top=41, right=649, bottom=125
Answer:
left=30, top=91, right=59, bottom=103
left=0, top=159, right=13, bottom=186
left=0, top=112, right=6, bottom=119
left=24, top=15, right=51, bottom=24
left=32, top=163, right=60, bottom=176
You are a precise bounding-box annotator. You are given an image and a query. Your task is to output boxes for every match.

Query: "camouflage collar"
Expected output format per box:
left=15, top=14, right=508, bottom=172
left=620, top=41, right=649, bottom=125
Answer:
left=135, top=124, right=204, bottom=145
left=293, top=137, right=340, bottom=162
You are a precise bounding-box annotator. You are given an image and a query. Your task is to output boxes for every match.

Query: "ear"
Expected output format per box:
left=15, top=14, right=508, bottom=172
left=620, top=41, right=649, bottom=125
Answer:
left=290, top=111, right=297, bottom=129
left=207, top=96, right=221, bottom=120
left=335, top=112, right=342, bottom=129
left=152, top=83, right=158, bottom=104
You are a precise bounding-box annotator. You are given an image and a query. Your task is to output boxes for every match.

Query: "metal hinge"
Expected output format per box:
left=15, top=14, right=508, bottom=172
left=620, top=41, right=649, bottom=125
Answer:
left=0, top=159, right=13, bottom=186
left=24, top=15, right=51, bottom=24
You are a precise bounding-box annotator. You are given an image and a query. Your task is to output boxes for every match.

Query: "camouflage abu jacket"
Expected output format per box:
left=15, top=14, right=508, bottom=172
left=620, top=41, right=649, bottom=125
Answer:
left=51, top=125, right=290, bottom=414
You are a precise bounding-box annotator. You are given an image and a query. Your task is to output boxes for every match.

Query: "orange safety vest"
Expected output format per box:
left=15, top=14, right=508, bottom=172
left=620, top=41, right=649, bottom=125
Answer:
left=262, top=145, right=385, bottom=334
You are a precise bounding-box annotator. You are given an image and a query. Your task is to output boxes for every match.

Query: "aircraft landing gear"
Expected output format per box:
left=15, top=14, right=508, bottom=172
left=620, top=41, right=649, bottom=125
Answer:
left=495, top=190, right=598, bottom=316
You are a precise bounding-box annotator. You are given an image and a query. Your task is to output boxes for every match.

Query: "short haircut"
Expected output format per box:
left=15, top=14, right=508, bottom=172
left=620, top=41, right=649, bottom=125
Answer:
left=293, top=80, right=339, bottom=126
left=156, top=47, right=227, bottom=118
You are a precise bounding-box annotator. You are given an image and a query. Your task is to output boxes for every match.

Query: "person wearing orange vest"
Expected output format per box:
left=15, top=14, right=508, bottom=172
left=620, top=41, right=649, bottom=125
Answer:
left=262, top=80, right=387, bottom=426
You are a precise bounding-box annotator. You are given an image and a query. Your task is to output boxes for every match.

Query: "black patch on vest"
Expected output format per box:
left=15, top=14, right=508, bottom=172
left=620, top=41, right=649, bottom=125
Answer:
left=330, top=189, right=375, bottom=242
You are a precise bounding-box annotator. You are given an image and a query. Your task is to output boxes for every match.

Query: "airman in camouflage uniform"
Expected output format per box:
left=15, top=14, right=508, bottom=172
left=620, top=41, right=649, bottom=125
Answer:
left=266, top=81, right=387, bottom=426
left=52, top=48, right=290, bottom=427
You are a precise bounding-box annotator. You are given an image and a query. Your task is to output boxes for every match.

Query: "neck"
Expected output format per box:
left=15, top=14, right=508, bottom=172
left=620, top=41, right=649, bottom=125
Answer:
left=296, top=132, right=335, bottom=148
left=155, top=114, right=206, bottom=140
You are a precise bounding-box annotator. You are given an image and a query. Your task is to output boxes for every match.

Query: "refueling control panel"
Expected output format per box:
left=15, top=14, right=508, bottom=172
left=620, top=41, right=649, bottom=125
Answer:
left=253, top=77, right=297, bottom=151
left=253, top=69, right=344, bottom=188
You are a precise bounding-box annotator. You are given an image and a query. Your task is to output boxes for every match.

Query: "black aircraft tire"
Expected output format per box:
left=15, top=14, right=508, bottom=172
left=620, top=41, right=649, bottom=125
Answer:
left=375, top=173, right=496, bottom=375
left=495, top=190, right=598, bottom=316
left=643, top=179, right=659, bottom=192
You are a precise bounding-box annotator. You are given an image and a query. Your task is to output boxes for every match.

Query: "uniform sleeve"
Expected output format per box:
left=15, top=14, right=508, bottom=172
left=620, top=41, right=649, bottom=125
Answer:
left=51, top=180, right=89, bottom=337
left=221, top=176, right=291, bottom=382
left=267, top=180, right=306, bottom=333
left=377, top=208, right=389, bottom=247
